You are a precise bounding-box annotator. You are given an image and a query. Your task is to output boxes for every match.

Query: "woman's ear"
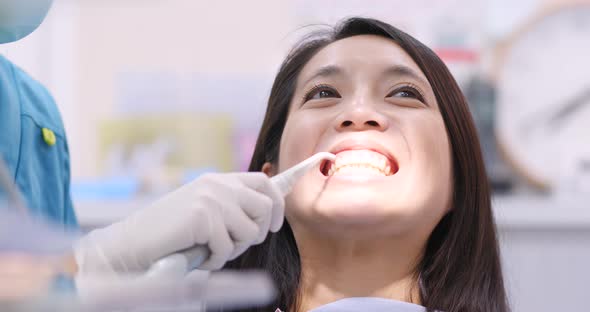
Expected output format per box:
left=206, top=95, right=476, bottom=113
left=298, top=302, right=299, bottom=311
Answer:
left=261, top=162, right=276, bottom=177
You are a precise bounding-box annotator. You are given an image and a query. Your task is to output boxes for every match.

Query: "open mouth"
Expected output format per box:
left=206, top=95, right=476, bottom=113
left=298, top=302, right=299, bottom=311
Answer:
left=320, top=149, right=399, bottom=177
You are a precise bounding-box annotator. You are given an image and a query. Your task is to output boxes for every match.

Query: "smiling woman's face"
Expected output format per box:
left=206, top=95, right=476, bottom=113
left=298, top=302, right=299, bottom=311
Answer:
left=269, top=35, right=453, bottom=239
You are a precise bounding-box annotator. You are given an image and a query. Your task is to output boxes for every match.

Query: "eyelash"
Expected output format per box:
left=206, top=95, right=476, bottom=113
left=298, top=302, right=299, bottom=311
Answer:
left=387, top=84, right=426, bottom=102
left=302, top=84, right=340, bottom=103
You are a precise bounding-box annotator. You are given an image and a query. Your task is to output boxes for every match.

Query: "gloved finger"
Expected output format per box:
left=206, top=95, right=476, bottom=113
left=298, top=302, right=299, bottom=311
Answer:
left=256, top=180, right=285, bottom=233
left=223, top=207, right=260, bottom=255
left=232, top=172, right=270, bottom=189
left=235, top=172, right=286, bottom=232
left=228, top=240, right=252, bottom=261
left=233, top=187, right=274, bottom=243
left=198, top=209, right=234, bottom=271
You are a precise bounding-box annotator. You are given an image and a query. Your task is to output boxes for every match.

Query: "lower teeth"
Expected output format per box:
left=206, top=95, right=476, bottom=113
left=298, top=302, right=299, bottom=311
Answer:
left=330, top=166, right=387, bottom=176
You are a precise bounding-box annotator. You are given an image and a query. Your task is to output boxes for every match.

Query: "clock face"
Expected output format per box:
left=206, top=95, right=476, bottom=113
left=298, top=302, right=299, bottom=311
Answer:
left=496, top=5, right=590, bottom=189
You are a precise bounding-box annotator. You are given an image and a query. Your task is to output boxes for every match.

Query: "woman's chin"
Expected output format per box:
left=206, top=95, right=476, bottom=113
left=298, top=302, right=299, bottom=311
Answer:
left=295, top=206, right=410, bottom=240
left=309, top=194, right=412, bottom=227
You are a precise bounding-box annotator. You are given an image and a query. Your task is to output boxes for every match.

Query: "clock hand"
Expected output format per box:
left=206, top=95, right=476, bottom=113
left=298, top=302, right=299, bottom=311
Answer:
left=521, top=86, right=590, bottom=137
left=547, top=86, right=590, bottom=128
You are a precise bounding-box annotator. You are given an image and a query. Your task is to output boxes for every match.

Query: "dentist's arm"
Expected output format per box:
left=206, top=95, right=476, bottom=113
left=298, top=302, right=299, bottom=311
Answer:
left=73, top=172, right=285, bottom=276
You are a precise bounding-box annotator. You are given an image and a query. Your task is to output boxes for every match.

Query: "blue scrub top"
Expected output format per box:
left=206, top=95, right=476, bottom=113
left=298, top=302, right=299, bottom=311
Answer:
left=0, top=54, right=77, bottom=229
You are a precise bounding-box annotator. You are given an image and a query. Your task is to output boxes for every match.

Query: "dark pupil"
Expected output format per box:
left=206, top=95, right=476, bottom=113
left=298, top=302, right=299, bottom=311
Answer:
left=319, top=90, right=332, bottom=98
left=399, top=91, right=412, bottom=97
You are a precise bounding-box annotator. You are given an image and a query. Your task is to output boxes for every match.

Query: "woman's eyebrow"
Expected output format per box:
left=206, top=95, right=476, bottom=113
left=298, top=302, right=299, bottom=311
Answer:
left=301, top=64, right=430, bottom=88
left=381, top=65, right=430, bottom=87
left=301, top=65, right=342, bottom=87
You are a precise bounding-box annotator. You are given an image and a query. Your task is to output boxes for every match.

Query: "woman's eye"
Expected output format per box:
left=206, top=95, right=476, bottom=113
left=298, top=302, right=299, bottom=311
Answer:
left=390, top=89, right=418, bottom=99
left=395, top=90, right=415, bottom=98
left=314, top=89, right=337, bottom=99
left=387, top=86, right=425, bottom=103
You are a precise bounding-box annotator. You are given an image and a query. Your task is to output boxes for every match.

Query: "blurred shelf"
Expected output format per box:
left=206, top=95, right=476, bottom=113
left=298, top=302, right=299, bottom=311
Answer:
left=493, top=194, right=590, bottom=230
left=74, top=198, right=152, bottom=229
left=74, top=194, right=590, bottom=230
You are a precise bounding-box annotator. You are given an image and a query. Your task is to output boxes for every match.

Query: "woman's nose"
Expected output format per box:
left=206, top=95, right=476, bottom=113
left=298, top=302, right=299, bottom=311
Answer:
left=335, top=105, right=389, bottom=132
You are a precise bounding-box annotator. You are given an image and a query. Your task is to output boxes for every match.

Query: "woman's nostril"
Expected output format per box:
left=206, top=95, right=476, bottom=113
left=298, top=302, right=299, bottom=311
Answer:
left=340, top=120, right=381, bottom=128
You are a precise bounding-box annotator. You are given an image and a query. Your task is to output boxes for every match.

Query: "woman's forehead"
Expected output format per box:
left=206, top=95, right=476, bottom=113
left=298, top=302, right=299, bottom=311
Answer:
left=297, top=35, right=429, bottom=86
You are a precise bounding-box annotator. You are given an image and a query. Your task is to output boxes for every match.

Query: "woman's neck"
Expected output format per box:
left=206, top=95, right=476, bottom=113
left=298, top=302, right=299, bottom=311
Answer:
left=294, top=232, right=424, bottom=312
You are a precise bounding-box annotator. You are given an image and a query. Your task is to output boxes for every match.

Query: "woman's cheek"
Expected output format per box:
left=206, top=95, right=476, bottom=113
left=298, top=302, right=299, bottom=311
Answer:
left=412, top=113, right=448, bottom=160
left=279, top=113, right=322, bottom=170
left=421, top=115, right=453, bottom=207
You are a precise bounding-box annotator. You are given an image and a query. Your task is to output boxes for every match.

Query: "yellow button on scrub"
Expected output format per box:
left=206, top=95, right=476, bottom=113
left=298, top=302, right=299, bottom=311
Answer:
left=41, top=128, right=56, bottom=146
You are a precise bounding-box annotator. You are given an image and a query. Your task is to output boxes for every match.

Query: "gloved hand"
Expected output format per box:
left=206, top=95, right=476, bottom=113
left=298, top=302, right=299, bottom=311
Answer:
left=74, top=172, right=285, bottom=275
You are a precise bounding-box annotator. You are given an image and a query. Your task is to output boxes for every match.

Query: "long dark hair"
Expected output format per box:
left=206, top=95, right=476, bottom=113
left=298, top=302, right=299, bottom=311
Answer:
left=224, top=17, right=509, bottom=312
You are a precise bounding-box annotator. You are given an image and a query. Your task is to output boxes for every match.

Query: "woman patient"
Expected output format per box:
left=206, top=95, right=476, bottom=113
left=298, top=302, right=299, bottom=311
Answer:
left=224, top=17, right=508, bottom=312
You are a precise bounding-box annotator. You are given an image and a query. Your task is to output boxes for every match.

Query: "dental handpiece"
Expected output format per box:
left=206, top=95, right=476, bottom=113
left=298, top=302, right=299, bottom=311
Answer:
left=145, top=152, right=336, bottom=278
left=269, top=152, right=336, bottom=197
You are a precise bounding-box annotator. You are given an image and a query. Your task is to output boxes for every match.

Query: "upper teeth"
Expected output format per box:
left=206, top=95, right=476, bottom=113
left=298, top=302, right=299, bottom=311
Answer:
left=328, top=150, right=392, bottom=176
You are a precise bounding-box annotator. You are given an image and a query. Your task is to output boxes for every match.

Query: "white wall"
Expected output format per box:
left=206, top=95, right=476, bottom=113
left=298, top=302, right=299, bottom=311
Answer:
left=500, top=228, right=590, bottom=311
left=1, top=0, right=546, bottom=178
left=47, top=0, right=578, bottom=188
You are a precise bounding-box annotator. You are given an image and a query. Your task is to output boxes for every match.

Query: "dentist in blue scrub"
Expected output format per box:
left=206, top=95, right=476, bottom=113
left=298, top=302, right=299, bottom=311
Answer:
left=0, top=0, right=77, bottom=229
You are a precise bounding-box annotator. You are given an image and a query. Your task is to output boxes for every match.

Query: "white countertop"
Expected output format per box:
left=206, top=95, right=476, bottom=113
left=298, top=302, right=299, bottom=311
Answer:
left=492, top=195, right=590, bottom=229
